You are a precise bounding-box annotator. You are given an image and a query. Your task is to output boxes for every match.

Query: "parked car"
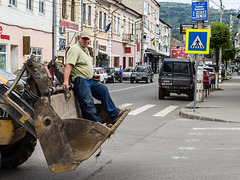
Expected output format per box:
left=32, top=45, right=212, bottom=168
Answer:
left=13, top=69, right=29, bottom=82
left=93, top=67, right=108, bottom=84
left=204, top=66, right=215, bottom=85
left=105, top=68, right=121, bottom=83
left=0, top=69, right=25, bottom=93
left=203, top=70, right=210, bottom=89
left=130, top=65, right=153, bottom=83
left=122, top=67, right=134, bottom=80
left=158, top=58, right=195, bottom=100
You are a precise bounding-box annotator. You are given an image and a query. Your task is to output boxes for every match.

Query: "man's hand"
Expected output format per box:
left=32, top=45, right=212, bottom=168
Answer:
left=93, top=74, right=101, bottom=81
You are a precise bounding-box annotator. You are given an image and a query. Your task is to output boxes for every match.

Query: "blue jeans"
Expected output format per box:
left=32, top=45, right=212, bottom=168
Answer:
left=73, top=77, right=119, bottom=122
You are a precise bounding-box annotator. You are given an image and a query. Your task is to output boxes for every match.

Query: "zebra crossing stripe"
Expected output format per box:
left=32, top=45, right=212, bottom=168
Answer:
left=128, top=104, right=156, bottom=116
left=153, top=105, right=178, bottom=117
left=118, top=103, right=133, bottom=108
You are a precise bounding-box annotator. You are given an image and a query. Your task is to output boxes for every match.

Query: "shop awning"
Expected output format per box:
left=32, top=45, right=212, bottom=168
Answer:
left=145, top=49, right=166, bottom=56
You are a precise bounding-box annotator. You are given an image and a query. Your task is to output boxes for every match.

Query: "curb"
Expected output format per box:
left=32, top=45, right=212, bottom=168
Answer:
left=179, top=108, right=240, bottom=124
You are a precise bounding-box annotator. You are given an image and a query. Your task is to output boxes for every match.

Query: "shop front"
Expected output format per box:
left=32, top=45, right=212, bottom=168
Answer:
left=144, top=49, right=164, bottom=73
left=0, top=23, right=52, bottom=73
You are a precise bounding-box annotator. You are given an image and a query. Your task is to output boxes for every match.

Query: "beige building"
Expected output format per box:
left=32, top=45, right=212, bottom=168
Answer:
left=235, top=14, right=240, bottom=60
left=121, top=0, right=171, bottom=72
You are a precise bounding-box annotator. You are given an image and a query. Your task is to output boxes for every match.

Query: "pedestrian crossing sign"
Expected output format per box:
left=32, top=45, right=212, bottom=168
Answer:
left=185, top=29, right=210, bottom=54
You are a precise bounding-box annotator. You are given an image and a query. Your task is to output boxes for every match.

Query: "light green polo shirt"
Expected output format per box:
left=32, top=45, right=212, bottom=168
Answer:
left=66, top=42, right=93, bottom=81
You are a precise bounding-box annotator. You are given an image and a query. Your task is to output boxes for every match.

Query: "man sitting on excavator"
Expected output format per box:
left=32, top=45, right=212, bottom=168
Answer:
left=63, top=31, right=122, bottom=125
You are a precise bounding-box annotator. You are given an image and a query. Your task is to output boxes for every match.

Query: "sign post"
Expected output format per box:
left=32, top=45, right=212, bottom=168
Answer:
left=185, top=29, right=210, bottom=112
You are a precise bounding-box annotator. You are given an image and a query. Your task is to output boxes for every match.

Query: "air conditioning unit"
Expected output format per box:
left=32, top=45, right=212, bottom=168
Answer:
left=59, top=26, right=66, bottom=34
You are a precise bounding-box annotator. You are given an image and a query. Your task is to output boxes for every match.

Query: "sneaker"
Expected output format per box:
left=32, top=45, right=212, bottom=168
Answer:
left=112, top=109, right=123, bottom=124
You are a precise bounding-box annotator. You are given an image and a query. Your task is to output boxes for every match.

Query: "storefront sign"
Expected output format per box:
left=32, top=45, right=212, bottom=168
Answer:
left=0, top=26, right=10, bottom=40
left=99, top=45, right=106, bottom=51
left=59, top=20, right=79, bottom=31
left=125, top=47, right=131, bottom=53
left=171, top=46, right=187, bottom=59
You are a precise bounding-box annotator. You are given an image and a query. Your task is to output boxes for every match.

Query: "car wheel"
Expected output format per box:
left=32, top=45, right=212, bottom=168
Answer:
left=130, top=79, right=134, bottom=83
left=188, top=88, right=194, bottom=101
left=150, top=77, right=153, bottom=83
left=136, top=80, right=139, bottom=83
left=112, top=77, right=115, bottom=83
left=158, top=87, right=165, bottom=99
left=146, top=77, right=149, bottom=83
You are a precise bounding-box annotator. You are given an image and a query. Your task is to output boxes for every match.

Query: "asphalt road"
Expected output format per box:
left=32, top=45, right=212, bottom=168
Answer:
left=2, top=77, right=240, bottom=180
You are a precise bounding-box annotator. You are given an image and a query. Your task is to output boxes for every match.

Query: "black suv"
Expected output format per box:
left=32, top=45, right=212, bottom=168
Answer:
left=158, top=58, right=195, bottom=100
left=130, top=65, right=154, bottom=83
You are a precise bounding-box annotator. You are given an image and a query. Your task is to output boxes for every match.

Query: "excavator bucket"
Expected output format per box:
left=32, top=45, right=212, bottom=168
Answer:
left=34, top=92, right=130, bottom=173
left=2, top=58, right=130, bottom=173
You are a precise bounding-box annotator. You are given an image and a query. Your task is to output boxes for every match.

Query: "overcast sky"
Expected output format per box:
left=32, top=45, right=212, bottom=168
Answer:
left=158, top=0, right=240, bottom=10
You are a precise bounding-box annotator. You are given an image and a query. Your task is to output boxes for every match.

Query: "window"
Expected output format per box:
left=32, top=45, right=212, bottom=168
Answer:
left=27, top=48, right=42, bottom=62
left=123, top=19, right=126, bottom=34
left=117, top=17, right=120, bottom=33
left=83, top=3, right=86, bottom=23
left=114, top=57, right=119, bottom=67
left=26, top=0, right=33, bottom=10
left=9, top=0, right=16, bottom=6
left=99, top=11, right=102, bottom=29
left=113, top=16, right=116, bottom=32
left=129, top=57, right=133, bottom=67
left=39, top=0, right=44, bottom=13
left=88, top=6, right=91, bottom=25
left=71, top=0, right=75, bottom=21
left=128, top=22, right=131, bottom=34
left=0, top=45, right=6, bottom=70
left=62, top=0, right=66, bottom=18
left=104, top=13, right=107, bottom=29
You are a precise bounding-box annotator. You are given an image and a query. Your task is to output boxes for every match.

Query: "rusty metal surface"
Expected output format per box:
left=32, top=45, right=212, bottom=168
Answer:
left=34, top=97, right=129, bottom=173
left=50, top=91, right=81, bottom=119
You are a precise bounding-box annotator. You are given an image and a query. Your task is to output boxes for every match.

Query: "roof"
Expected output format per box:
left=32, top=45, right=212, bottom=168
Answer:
left=163, top=58, right=190, bottom=63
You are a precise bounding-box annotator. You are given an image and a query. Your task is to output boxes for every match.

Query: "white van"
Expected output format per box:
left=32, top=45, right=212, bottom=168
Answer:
left=93, top=67, right=108, bottom=84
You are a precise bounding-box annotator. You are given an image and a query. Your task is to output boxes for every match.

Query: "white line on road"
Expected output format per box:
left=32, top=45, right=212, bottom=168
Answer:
left=118, top=103, right=133, bottom=108
left=129, top=104, right=156, bottom=115
left=178, top=147, right=196, bottom=150
left=172, top=156, right=188, bottom=159
left=153, top=105, right=178, bottom=117
left=193, top=128, right=240, bottom=131
left=109, top=83, right=157, bottom=93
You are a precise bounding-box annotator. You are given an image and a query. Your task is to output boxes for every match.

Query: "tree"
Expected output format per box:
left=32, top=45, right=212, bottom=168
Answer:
left=210, top=22, right=231, bottom=72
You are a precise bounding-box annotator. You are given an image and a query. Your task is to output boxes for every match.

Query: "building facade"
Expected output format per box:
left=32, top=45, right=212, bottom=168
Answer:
left=235, top=14, right=240, bottom=60
left=121, top=0, right=171, bottom=72
left=0, top=0, right=53, bottom=73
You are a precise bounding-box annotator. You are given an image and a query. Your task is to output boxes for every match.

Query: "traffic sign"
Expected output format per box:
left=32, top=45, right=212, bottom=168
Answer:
left=192, top=1, right=208, bottom=22
left=185, top=29, right=210, bottom=54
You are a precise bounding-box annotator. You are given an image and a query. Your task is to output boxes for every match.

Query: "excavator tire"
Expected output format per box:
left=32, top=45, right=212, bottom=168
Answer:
left=0, top=132, right=37, bottom=169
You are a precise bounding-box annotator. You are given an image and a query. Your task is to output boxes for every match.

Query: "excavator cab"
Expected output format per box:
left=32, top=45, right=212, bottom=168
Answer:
left=0, top=56, right=129, bottom=173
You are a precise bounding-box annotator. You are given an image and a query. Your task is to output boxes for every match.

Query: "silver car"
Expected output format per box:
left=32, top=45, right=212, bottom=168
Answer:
left=122, top=67, right=134, bottom=80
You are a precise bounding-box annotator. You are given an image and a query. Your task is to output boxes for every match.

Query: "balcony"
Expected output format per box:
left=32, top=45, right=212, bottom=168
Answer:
left=122, top=34, right=136, bottom=42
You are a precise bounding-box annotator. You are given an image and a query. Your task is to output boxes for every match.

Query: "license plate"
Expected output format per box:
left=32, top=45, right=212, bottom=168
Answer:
left=162, top=82, right=172, bottom=85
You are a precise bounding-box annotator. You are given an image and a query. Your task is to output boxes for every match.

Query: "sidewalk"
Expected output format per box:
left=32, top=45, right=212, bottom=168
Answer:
left=179, top=73, right=240, bottom=123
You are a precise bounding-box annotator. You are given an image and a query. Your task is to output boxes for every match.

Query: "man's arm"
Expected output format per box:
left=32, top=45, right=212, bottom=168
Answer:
left=63, top=64, right=73, bottom=88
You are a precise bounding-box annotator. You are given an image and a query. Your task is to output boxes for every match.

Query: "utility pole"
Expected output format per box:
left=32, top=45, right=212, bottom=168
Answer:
left=140, top=16, right=144, bottom=65
left=93, top=0, right=98, bottom=67
left=218, top=0, right=223, bottom=84
left=53, top=0, right=57, bottom=57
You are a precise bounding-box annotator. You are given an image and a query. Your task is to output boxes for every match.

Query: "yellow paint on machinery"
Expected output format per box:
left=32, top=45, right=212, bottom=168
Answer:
left=0, top=120, right=26, bottom=145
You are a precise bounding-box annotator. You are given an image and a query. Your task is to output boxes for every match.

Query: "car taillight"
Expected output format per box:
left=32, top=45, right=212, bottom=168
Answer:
left=158, top=79, right=161, bottom=84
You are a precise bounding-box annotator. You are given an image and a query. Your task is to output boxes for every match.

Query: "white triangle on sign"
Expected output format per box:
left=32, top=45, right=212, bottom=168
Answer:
left=190, top=36, right=204, bottom=49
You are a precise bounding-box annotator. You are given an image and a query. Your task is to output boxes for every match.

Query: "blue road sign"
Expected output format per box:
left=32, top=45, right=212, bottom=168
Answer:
left=192, top=1, right=208, bottom=22
left=185, top=29, right=210, bottom=54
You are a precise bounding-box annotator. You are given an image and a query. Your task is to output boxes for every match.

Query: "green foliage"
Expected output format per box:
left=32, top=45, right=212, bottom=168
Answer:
left=222, top=46, right=237, bottom=62
left=159, top=2, right=239, bottom=40
left=210, top=22, right=231, bottom=50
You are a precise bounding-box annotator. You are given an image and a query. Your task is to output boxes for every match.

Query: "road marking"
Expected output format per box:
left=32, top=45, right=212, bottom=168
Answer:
left=193, top=128, right=240, bottom=131
left=187, top=139, right=200, bottom=142
left=129, top=104, right=156, bottom=115
left=153, top=105, right=178, bottom=117
left=178, top=147, right=195, bottom=150
left=109, top=82, right=157, bottom=93
left=172, top=156, right=188, bottom=159
left=189, top=133, right=203, bottom=136
left=118, top=103, right=133, bottom=108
